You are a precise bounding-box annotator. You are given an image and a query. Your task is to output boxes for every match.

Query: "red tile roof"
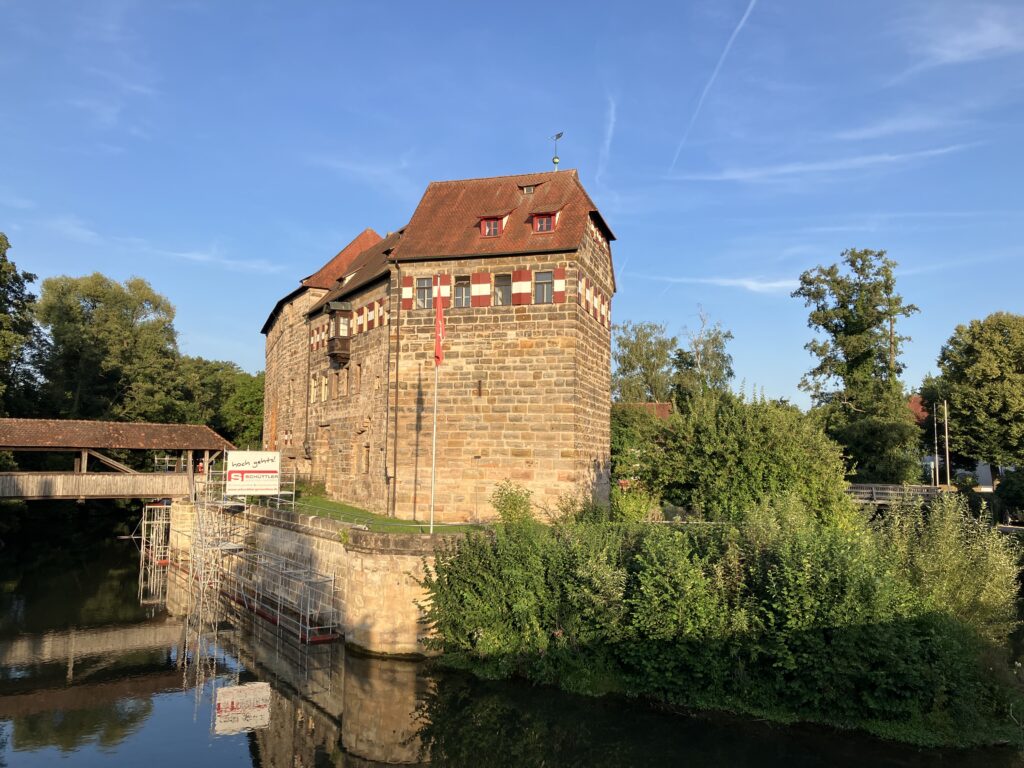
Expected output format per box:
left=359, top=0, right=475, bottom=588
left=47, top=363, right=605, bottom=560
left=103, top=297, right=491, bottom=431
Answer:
left=308, top=229, right=405, bottom=315
left=261, top=229, right=384, bottom=334
left=908, top=395, right=929, bottom=425
left=393, top=170, right=613, bottom=261
left=0, top=419, right=235, bottom=451
left=301, top=228, right=382, bottom=289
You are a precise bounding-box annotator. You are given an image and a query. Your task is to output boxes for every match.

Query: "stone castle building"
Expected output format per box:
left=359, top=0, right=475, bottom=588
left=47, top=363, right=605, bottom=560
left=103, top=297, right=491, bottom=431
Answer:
left=261, top=170, right=615, bottom=522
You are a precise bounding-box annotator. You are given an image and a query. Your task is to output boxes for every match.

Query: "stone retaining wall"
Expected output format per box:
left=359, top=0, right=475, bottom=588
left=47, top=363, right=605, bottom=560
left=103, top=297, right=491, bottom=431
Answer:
left=170, top=501, right=456, bottom=657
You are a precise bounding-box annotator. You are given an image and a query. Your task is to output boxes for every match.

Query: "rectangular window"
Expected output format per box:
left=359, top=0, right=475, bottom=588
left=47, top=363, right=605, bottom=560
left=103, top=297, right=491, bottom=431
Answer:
left=363, top=443, right=370, bottom=474
left=454, top=275, right=471, bottom=308
left=416, top=277, right=433, bottom=309
left=321, top=375, right=328, bottom=402
left=534, top=271, right=553, bottom=304
left=481, top=218, right=502, bottom=237
left=494, top=274, right=512, bottom=306
left=342, top=368, right=349, bottom=397
left=310, top=375, right=316, bottom=402
left=534, top=214, right=553, bottom=232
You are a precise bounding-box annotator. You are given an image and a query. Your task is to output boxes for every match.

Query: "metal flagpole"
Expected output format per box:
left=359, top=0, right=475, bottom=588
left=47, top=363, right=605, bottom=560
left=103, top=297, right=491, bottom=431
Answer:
left=430, top=362, right=438, bottom=534
left=429, top=274, right=444, bottom=534
left=943, top=400, right=951, bottom=486
left=932, top=404, right=940, bottom=486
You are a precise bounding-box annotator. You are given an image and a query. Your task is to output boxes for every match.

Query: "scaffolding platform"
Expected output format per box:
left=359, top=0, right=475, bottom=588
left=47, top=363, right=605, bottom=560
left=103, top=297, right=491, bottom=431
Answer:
left=188, top=466, right=340, bottom=645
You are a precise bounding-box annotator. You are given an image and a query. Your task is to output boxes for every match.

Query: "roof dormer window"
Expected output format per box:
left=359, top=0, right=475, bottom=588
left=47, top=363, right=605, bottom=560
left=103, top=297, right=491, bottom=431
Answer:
left=533, top=213, right=554, bottom=233
left=522, top=185, right=535, bottom=195
left=481, top=218, right=503, bottom=237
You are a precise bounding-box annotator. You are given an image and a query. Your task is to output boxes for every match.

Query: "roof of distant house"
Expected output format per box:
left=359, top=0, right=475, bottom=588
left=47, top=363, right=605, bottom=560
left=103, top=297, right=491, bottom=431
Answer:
left=908, top=394, right=929, bottom=425
left=0, top=418, right=235, bottom=451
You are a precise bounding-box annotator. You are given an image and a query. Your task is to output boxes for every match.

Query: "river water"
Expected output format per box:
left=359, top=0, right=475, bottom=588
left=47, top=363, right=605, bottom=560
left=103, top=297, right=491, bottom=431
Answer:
left=1, top=537, right=1022, bottom=767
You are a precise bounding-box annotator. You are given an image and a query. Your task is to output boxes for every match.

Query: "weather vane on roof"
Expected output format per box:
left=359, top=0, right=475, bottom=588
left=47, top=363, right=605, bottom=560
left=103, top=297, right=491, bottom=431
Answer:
left=550, top=132, right=563, bottom=171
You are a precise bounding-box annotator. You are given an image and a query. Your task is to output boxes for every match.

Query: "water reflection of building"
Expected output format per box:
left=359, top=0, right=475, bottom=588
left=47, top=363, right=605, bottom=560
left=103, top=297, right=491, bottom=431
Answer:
left=165, top=566, right=430, bottom=766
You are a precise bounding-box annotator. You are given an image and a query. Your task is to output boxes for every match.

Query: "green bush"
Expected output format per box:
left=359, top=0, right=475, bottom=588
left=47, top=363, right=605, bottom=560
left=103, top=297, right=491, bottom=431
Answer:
left=995, top=471, right=1024, bottom=520
left=613, top=391, right=850, bottom=522
left=609, top=485, right=660, bottom=523
left=422, top=492, right=1022, bottom=746
left=490, top=480, right=533, bottom=524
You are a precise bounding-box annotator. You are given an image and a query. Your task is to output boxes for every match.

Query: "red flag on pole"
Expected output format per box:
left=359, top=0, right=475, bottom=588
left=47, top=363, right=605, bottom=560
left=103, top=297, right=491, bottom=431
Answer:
left=434, top=274, right=446, bottom=366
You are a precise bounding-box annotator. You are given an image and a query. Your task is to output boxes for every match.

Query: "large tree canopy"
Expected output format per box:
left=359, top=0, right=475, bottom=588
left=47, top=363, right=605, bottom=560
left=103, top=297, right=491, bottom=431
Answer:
left=937, top=312, right=1024, bottom=468
left=793, top=249, right=921, bottom=483
left=0, top=233, right=39, bottom=416
left=611, top=321, right=677, bottom=403
left=35, top=273, right=180, bottom=421
left=671, top=311, right=734, bottom=402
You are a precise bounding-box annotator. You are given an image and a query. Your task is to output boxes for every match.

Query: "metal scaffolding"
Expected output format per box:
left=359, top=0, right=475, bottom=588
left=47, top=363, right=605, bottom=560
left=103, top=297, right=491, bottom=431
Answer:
left=187, top=465, right=340, bottom=645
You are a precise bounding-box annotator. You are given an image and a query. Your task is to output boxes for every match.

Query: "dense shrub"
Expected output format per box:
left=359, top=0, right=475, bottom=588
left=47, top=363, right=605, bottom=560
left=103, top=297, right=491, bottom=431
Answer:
left=423, top=490, right=1022, bottom=746
left=612, top=391, right=850, bottom=521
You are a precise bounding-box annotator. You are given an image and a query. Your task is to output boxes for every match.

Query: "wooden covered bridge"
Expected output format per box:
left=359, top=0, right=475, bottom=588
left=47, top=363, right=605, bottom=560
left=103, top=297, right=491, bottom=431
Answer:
left=0, top=418, right=234, bottom=501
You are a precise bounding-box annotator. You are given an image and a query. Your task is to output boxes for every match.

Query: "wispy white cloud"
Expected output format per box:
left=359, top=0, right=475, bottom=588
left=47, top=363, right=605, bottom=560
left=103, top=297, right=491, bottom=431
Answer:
left=630, top=272, right=797, bottom=294
left=670, top=0, right=759, bottom=170
left=309, top=153, right=420, bottom=200
left=901, top=3, right=1024, bottom=74
left=0, top=190, right=36, bottom=210
left=86, top=66, right=158, bottom=97
left=67, top=96, right=124, bottom=129
left=595, top=94, right=617, bottom=188
left=150, top=246, right=285, bottom=275
left=44, top=215, right=102, bottom=244
left=834, top=112, right=963, bottom=141
left=675, top=143, right=971, bottom=182
left=39, top=216, right=282, bottom=274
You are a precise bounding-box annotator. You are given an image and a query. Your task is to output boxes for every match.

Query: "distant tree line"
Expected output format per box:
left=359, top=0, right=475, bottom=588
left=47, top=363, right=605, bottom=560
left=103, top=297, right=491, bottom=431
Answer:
left=612, top=248, right=1024, bottom=491
left=0, top=232, right=263, bottom=448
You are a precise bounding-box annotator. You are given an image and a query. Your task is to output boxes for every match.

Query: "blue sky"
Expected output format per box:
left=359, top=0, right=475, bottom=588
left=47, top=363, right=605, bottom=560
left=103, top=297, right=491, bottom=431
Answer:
left=1, top=1, right=1021, bottom=406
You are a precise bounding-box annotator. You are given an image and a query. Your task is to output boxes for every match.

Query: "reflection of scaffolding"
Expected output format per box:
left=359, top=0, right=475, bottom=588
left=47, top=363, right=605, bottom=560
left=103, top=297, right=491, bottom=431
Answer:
left=138, top=503, right=171, bottom=605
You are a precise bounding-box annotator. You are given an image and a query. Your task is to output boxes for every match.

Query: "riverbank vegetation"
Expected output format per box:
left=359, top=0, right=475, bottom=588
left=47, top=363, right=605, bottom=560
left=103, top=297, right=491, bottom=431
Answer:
left=423, top=487, right=1021, bottom=747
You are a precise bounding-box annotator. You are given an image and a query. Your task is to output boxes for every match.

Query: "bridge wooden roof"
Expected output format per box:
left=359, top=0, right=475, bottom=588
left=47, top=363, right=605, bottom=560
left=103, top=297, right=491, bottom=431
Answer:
left=0, top=418, right=235, bottom=451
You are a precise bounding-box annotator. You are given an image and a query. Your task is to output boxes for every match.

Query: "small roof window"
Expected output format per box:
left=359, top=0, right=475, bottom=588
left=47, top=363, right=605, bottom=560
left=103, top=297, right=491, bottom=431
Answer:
left=481, top=217, right=503, bottom=237
left=533, top=212, right=555, bottom=233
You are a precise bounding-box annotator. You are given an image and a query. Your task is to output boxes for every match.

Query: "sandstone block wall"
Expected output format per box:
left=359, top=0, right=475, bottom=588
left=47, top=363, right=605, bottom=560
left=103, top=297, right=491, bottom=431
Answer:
left=264, top=286, right=329, bottom=477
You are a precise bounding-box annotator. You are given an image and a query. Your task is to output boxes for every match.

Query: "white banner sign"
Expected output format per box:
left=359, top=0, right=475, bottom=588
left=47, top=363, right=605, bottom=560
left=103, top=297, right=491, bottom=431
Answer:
left=225, top=451, right=281, bottom=496
left=214, top=682, right=271, bottom=735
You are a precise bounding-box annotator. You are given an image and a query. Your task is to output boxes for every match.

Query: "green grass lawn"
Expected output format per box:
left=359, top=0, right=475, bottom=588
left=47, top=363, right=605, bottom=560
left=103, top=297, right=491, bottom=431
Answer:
left=288, top=492, right=482, bottom=534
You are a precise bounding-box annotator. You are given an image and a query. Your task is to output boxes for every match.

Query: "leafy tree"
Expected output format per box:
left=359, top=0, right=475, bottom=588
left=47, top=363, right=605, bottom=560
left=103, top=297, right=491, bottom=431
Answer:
left=0, top=233, right=39, bottom=416
left=793, top=249, right=921, bottom=482
left=671, top=310, right=733, bottom=403
left=35, top=273, right=180, bottom=421
left=936, top=312, right=1024, bottom=469
left=221, top=370, right=264, bottom=448
left=611, top=321, right=677, bottom=403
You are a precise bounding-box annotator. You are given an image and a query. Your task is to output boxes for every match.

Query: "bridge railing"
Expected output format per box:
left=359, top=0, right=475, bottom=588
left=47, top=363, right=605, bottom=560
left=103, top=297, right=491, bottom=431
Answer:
left=0, top=471, right=190, bottom=500
left=846, top=483, right=949, bottom=505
